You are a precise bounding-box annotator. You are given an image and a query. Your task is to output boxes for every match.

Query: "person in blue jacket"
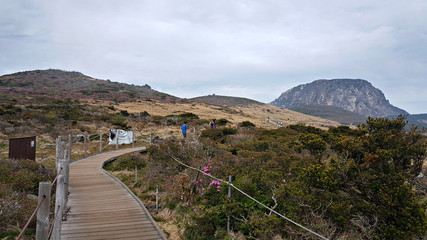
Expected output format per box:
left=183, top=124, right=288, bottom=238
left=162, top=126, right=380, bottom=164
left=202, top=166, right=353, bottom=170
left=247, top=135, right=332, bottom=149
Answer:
left=181, top=121, right=189, bottom=138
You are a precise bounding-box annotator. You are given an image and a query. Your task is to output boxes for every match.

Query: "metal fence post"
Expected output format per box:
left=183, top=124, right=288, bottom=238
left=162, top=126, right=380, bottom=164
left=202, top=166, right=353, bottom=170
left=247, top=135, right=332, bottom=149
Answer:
left=135, top=166, right=138, bottom=183
left=132, top=130, right=135, bottom=148
left=36, top=182, right=51, bottom=240
left=149, top=128, right=152, bottom=144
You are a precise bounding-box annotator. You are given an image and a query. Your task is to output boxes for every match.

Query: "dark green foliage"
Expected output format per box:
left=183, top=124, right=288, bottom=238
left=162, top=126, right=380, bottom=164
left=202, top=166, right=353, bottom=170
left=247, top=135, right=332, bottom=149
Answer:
left=0, top=159, right=55, bottom=235
left=145, top=115, right=427, bottom=239
left=110, top=115, right=128, bottom=128
left=200, top=128, right=237, bottom=140
left=0, top=159, right=54, bottom=193
left=287, top=123, right=323, bottom=134
left=179, top=112, right=199, bottom=119
left=239, top=121, right=255, bottom=127
left=216, top=118, right=229, bottom=126
left=120, top=110, right=130, bottom=116
left=222, top=127, right=237, bottom=136
left=103, top=153, right=147, bottom=171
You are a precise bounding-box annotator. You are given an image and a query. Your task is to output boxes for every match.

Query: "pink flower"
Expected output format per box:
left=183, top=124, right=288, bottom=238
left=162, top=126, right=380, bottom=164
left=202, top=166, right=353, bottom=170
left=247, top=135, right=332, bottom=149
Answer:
left=217, top=190, right=221, bottom=192
left=283, top=179, right=286, bottom=183
left=194, top=209, right=198, bottom=212
left=200, top=179, right=203, bottom=182
left=202, top=188, right=205, bottom=191
left=289, top=172, right=291, bottom=175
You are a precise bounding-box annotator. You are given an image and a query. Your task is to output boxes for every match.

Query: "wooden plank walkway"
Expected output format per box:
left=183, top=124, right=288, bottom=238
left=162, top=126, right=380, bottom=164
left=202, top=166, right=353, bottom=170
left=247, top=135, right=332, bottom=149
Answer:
left=61, top=148, right=166, bottom=240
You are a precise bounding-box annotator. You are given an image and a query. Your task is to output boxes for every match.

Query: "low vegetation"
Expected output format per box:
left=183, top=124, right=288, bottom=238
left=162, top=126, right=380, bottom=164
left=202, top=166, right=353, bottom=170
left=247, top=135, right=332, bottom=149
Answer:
left=0, top=159, right=55, bottom=239
left=106, top=115, right=427, bottom=239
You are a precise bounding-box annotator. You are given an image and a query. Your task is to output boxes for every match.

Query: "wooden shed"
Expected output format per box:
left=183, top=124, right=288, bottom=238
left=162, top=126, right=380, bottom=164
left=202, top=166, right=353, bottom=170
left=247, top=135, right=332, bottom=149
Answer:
left=9, top=136, right=36, bottom=160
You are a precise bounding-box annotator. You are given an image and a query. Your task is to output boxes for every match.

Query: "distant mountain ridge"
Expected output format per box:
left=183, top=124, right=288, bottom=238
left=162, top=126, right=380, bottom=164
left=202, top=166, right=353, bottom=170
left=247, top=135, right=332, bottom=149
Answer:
left=271, top=79, right=408, bottom=117
left=0, top=69, right=177, bottom=104
left=191, top=94, right=263, bottom=107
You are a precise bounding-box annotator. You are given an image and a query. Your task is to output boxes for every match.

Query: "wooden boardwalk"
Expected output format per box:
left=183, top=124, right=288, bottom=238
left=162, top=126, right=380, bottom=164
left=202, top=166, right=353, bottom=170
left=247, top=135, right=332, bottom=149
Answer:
left=61, top=148, right=166, bottom=240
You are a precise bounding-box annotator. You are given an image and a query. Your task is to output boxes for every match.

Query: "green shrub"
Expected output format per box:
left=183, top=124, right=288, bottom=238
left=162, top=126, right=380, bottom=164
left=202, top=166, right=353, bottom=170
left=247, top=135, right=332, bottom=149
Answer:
left=216, top=118, right=229, bottom=126
left=239, top=121, right=255, bottom=127
left=222, top=127, right=237, bottom=136
left=120, top=110, right=129, bottom=116
left=104, top=153, right=147, bottom=171
left=179, top=112, right=199, bottom=119
left=200, top=128, right=237, bottom=140
left=200, top=128, right=224, bottom=140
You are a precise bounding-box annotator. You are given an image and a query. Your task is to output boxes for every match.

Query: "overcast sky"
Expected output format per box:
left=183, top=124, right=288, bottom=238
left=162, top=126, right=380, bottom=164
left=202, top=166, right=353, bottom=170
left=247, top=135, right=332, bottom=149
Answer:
left=1, top=1, right=426, bottom=114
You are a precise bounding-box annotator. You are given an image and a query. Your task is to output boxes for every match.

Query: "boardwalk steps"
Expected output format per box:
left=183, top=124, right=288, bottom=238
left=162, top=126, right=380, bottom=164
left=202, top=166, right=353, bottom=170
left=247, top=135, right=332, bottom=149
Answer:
left=61, top=148, right=166, bottom=240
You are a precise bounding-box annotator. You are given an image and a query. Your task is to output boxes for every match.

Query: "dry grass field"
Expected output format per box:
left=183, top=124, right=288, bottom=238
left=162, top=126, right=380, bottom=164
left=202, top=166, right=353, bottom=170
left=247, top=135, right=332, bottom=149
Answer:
left=115, top=100, right=341, bottom=129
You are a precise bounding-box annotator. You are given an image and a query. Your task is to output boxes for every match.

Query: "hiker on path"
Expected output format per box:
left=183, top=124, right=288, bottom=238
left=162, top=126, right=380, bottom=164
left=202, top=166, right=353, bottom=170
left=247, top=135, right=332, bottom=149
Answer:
left=210, top=119, right=217, bottom=128
left=181, top=122, right=189, bottom=138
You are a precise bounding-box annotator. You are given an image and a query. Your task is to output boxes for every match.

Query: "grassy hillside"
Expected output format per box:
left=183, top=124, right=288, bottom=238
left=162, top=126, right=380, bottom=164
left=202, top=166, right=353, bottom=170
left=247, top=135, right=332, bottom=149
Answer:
left=0, top=69, right=340, bottom=159
left=0, top=69, right=177, bottom=105
left=191, top=94, right=263, bottom=107
left=290, top=105, right=367, bottom=125
left=407, top=114, right=427, bottom=129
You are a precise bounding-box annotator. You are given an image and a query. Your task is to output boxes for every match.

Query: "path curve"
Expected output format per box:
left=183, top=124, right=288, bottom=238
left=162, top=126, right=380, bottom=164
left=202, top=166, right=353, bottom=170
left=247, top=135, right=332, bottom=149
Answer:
left=61, top=147, right=167, bottom=240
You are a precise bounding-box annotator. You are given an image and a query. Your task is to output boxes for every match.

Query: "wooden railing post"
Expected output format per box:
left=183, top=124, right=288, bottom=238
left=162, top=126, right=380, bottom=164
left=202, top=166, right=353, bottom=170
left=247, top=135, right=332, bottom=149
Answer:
left=56, top=137, right=64, bottom=170
left=116, top=129, right=119, bottom=150
left=84, top=133, right=87, bottom=158
left=100, top=131, right=103, bottom=153
left=52, top=160, right=66, bottom=240
left=149, top=128, right=152, bottom=144
left=132, top=130, right=135, bottom=148
left=62, top=152, right=70, bottom=221
left=36, top=182, right=51, bottom=240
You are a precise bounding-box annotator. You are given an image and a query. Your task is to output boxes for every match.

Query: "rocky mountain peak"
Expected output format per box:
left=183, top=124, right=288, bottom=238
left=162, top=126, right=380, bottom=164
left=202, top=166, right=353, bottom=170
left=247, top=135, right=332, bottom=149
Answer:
left=271, top=79, right=408, bottom=117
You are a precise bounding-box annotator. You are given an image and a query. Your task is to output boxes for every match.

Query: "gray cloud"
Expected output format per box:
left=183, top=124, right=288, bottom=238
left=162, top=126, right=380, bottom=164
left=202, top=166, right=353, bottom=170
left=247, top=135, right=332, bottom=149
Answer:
left=1, top=0, right=426, bottom=113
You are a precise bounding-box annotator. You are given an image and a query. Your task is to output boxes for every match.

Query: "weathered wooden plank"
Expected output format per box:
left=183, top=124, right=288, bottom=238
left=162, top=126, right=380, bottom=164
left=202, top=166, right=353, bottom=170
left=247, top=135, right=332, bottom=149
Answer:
left=61, top=147, right=166, bottom=240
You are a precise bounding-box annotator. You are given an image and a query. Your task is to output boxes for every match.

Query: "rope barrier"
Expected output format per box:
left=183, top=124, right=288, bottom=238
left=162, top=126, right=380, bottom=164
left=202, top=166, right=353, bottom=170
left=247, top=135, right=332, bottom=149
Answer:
left=48, top=205, right=61, bottom=240
left=51, top=167, right=63, bottom=187
left=170, top=156, right=329, bottom=240
left=15, top=195, right=46, bottom=240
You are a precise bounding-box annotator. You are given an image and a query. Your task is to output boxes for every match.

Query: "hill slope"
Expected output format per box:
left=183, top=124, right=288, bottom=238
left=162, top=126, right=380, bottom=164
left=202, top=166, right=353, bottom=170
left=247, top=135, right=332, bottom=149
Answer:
left=290, top=105, right=367, bottom=125
left=271, top=79, right=408, bottom=117
left=191, top=95, right=263, bottom=107
left=0, top=69, right=177, bottom=105
left=407, top=114, right=427, bottom=129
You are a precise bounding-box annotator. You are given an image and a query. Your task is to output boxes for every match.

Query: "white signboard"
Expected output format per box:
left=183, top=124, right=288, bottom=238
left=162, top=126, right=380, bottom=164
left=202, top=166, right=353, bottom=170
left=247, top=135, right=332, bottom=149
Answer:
left=108, top=129, right=134, bottom=145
